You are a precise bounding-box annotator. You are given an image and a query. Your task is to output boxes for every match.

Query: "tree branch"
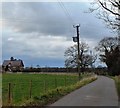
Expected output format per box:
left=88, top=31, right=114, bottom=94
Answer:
left=98, top=0, right=120, bottom=16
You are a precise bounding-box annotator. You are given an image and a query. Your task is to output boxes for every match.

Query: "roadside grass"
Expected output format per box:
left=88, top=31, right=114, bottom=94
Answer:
left=2, top=73, right=93, bottom=106
left=113, top=76, right=120, bottom=101
left=0, top=73, right=2, bottom=106
left=23, top=75, right=97, bottom=107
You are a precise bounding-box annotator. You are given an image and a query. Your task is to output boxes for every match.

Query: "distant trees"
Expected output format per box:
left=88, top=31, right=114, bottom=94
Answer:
left=89, top=0, right=120, bottom=32
left=64, top=42, right=97, bottom=72
left=95, top=36, right=120, bottom=75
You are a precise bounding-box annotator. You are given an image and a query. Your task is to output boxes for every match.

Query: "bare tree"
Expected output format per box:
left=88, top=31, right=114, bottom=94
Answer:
left=89, top=0, right=120, bottom=32
left=64, top=42, right=96, bottom=72
left=95, top=36, right=120, bottom=75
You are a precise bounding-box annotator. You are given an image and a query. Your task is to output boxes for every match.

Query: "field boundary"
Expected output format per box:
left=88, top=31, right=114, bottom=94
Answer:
left=23, top=75, right=97, bottom=107
left=3, top=73, right=81, bottom=106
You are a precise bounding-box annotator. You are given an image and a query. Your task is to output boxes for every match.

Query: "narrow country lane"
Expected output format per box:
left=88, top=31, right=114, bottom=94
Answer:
left=50, top=76, right=119, bottom=106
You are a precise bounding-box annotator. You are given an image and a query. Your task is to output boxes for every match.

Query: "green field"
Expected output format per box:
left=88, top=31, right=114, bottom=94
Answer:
left=2, top=73, right=81, bottom=105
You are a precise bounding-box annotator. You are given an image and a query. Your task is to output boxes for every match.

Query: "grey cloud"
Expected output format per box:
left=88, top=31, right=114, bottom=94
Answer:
left=3, top=2, right=114, bottom=41
left=3, top=2, right=73, bottom=37
left=2, top=2, right=115, bottom=67
left=2, top=30, right=73, bottom=60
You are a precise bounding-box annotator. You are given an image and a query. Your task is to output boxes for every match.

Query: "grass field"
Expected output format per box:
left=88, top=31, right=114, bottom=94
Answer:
left=2, top=73, right=82, bottom=106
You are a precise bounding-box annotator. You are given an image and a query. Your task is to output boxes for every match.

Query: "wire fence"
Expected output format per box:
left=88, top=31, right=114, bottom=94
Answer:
left=2, top=77, right=79, bottom=105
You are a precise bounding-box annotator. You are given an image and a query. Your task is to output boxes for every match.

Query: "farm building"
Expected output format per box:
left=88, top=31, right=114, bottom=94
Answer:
left=2, top=57, right=24, bottom=72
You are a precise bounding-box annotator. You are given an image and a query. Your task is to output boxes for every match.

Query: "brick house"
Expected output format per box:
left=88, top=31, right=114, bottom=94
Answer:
left=2, top=57, right=24, bottom=72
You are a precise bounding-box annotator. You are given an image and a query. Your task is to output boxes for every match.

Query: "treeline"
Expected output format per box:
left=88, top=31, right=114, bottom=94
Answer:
left=23, top=67, right=77, bottom=73
left=21, top=67, right=107, bottom=75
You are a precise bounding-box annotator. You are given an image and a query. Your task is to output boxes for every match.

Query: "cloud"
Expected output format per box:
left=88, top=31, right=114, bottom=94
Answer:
left=2, top=2, right=73, bottom=37
left=2, top=30, right=74, bottom=60
left=2, top=2, right=115, bottom=66
left=2, top=0, right=93, bottom=2
left=3, top=2, right=114, bottom=39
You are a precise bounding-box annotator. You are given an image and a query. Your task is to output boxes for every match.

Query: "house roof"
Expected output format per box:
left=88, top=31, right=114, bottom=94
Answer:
left=2, top=60, right=24, bottom=67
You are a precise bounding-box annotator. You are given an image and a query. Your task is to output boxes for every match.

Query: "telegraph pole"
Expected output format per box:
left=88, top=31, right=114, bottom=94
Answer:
left=73, top=24, right=80, bottom=80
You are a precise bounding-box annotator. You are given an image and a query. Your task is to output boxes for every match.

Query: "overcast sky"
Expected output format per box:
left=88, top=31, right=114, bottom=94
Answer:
left=1, top=1, right=115, bottom=67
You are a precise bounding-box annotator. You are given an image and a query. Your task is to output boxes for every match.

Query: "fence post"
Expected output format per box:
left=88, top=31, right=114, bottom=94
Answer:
left=8, top=83, right=11, bottom=104
left=65, top=77, right=66, bottom=87
left=44, top=80, right=46, bottom=93
left=29, top=80, right=32, bottom=99
left=55, top=78, right=57, bottom=88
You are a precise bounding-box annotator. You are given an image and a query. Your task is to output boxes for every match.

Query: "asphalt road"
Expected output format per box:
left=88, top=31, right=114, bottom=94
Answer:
left=50, top=76, right=119, bottom=106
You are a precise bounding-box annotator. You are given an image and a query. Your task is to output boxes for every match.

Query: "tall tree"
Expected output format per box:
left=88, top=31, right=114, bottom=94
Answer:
left=95, top=36, right=120, bottom=75
left=89, top=0, right=120, bottom=32
left=64, top=42, right=96, bottom=72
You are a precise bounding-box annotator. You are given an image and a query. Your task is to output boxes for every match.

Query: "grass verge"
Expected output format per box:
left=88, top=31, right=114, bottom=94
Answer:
left=113, top=76, right=120, bottom=101
left=23, top=75, right=97, bottom=107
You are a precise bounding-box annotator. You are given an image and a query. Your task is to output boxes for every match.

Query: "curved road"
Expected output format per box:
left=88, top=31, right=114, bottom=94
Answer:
left=50, top=76, right=119, bottom=106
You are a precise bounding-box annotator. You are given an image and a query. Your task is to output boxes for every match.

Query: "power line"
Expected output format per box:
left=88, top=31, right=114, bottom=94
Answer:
left=2, top=2, right=75, bottom=25
left=57, top=0, right=75, bottom=25
left=1, top=18, right=35, bottom=23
